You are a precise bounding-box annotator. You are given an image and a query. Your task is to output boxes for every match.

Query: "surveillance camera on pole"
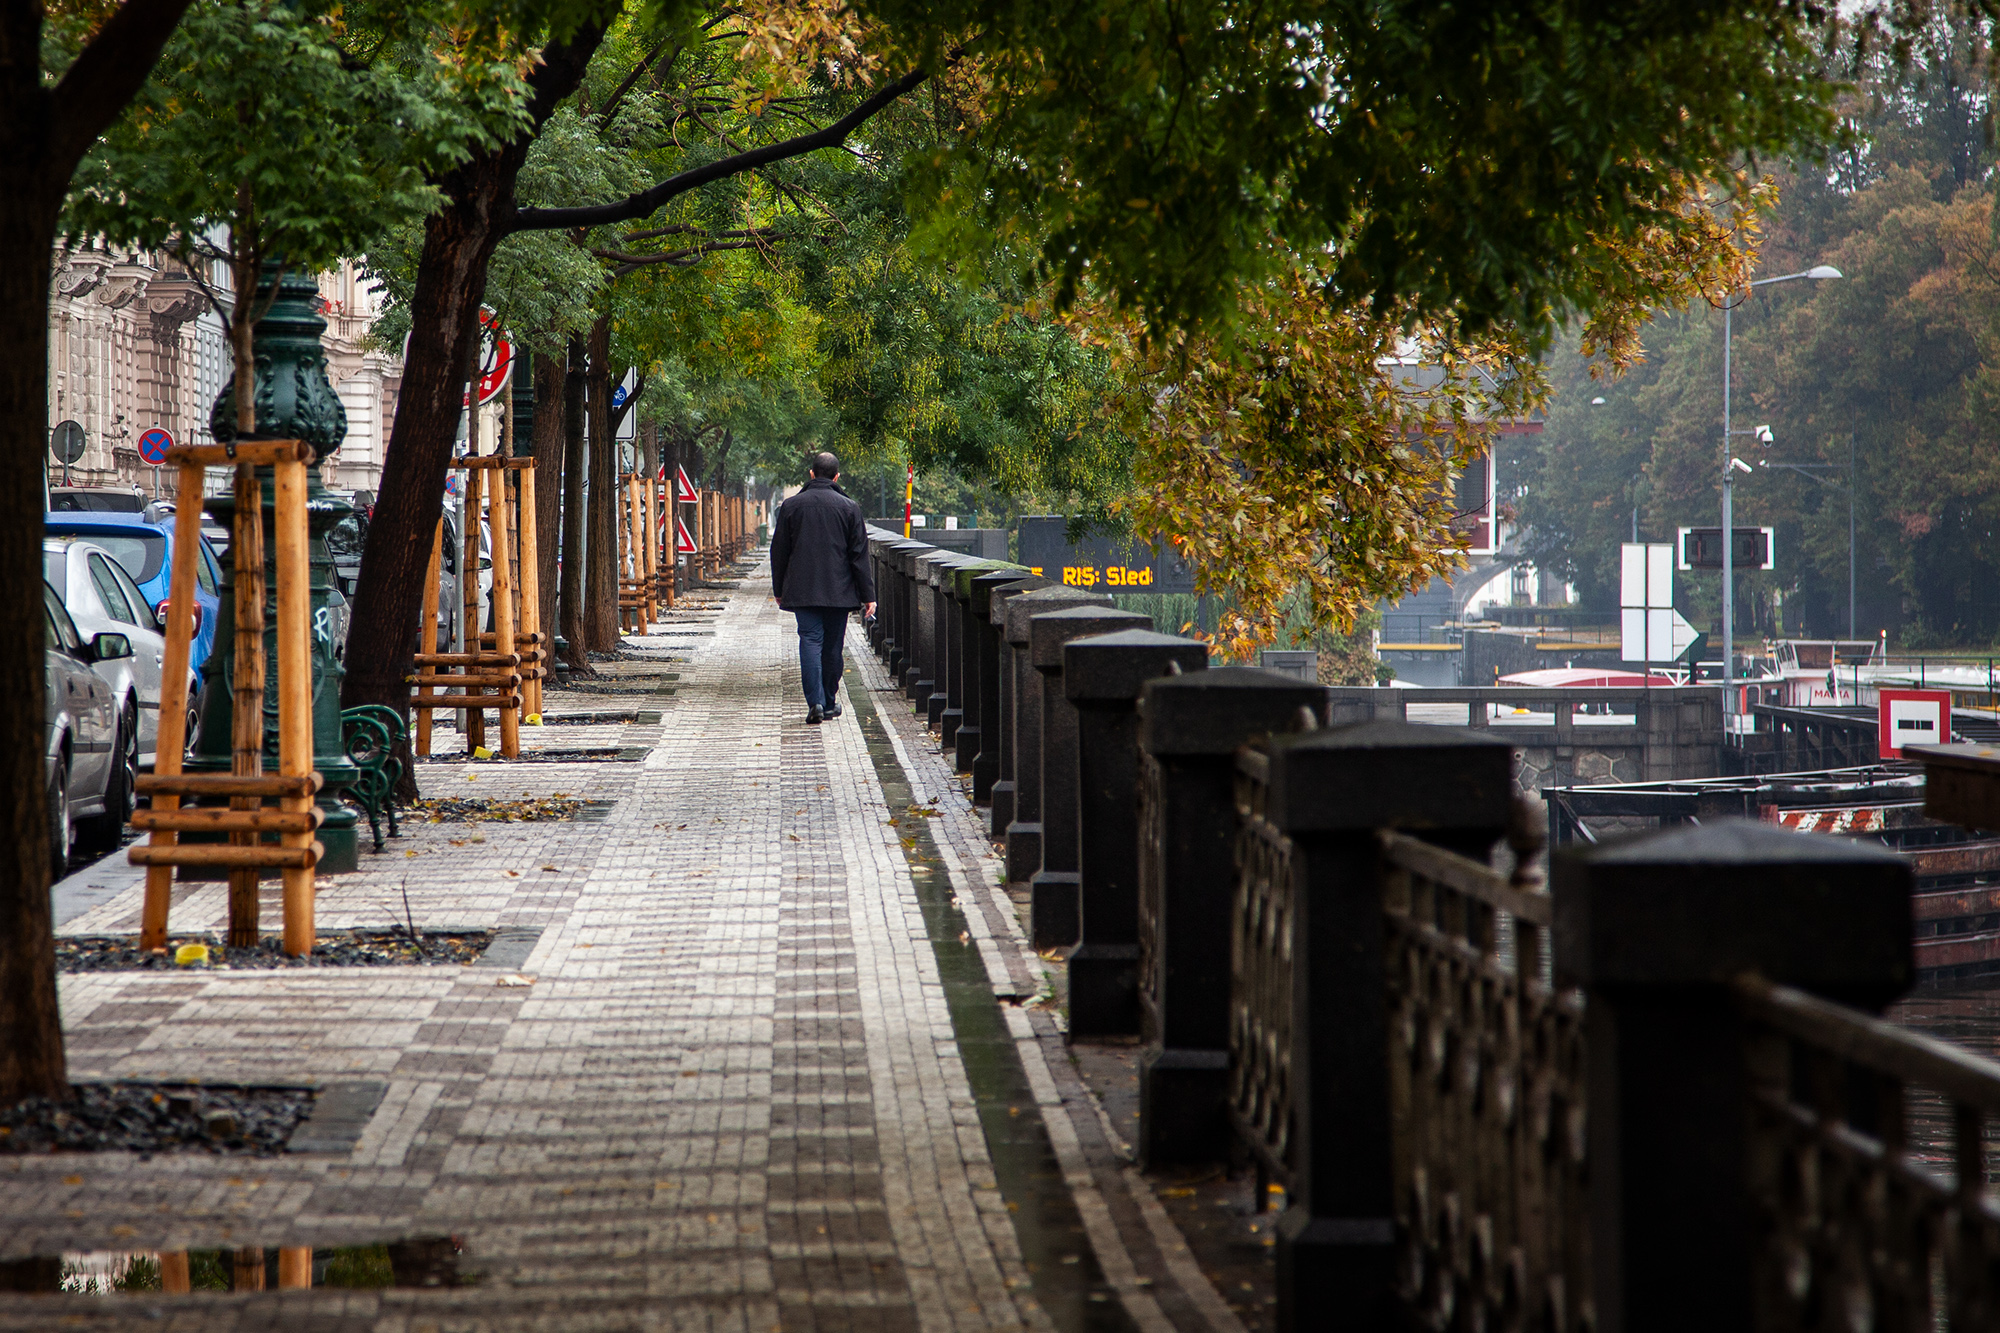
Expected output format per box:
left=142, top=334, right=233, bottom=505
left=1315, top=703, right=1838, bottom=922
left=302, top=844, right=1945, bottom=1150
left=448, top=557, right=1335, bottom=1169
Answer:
left=1754, top=424, right=1774, bottom=445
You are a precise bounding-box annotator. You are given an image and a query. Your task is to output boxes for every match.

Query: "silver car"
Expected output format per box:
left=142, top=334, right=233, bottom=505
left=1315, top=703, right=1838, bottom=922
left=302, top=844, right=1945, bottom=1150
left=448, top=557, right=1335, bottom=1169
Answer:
left=44, top=582, right=127, bottom=873
left=44, top=538, right=188, bottom=775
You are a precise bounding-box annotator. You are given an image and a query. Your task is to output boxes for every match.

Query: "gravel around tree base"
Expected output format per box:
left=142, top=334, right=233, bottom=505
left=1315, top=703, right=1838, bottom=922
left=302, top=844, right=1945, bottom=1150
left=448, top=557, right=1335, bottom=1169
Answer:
left=0, top=1083, right=313, bottom=1156
left=57, top=930, right=495, bottom=972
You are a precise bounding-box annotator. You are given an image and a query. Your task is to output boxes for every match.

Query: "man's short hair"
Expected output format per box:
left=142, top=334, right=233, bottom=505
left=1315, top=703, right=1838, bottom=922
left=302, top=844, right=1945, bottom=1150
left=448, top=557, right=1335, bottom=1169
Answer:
left=810, top=451, right=839, bottom=479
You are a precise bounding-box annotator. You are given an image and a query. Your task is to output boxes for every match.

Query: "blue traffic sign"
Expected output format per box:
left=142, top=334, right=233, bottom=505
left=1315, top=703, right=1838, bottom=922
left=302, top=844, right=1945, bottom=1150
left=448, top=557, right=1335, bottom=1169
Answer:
left=137, top=426, right=174, bottom=466
left=611, top=384, right=628, bottom=411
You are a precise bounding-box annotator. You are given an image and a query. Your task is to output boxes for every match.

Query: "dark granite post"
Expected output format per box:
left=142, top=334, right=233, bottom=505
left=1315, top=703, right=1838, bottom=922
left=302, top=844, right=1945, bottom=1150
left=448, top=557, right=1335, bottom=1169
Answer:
left=911, top=549, right=954, bottom=715
left=1261, top=720, right=1514, bottom=1330
left=1554, top=822, right=1911, bottom=1333
left=1026, top=605, right=1154, bottom=949
left=889, top=540, right=928, bottom=687
left=1064, top=630, right=1209, bottom=1039
left=864, top=531, right=891, bottom=655
left=1136, top=668, right=1330, bottom=1164
left=1001, top=586, right=1112, bottom=879
left=948, top=563, right=1018, bottom=771
left=985, top=578, right=1052, bottom=826
left=927, top=553, right=970, bottom=733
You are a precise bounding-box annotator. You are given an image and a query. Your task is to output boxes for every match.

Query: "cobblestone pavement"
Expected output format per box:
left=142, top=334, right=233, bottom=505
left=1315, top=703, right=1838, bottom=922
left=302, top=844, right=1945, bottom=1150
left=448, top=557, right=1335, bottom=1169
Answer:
left=1, top=561, right=1243, bottom=1333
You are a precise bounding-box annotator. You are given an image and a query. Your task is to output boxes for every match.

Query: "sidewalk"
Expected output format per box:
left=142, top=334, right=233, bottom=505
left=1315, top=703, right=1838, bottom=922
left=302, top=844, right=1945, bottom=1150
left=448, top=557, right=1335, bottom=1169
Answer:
left=0, top=558, right=1242, bottom=1332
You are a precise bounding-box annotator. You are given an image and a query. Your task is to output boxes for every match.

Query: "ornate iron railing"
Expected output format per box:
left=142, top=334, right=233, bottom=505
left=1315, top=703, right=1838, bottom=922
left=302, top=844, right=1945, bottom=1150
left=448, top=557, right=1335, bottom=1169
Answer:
left=1136, top=747, right=1166, bottom=1048
left=1229, top=745, right=1293, bottom=1181
left=1738, top=975, right=2000, bottom=1330
left=1379, top=825, right=1591, bottom=1331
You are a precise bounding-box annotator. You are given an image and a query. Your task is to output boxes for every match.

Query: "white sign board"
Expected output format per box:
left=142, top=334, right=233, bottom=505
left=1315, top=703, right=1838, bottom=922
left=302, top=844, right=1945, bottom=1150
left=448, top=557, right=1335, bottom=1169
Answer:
left=1619, top=543, right=1697, bottom=664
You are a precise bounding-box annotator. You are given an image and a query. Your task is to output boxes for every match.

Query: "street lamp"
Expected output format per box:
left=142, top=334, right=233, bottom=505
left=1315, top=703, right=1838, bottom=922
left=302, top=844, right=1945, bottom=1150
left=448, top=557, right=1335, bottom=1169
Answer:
left=1721, top=264, right=1841, bottom=695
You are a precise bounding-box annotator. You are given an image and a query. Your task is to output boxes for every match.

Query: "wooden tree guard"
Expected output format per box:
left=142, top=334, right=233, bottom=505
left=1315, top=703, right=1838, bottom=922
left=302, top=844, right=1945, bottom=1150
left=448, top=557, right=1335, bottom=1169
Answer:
left=133, top=441, right=323, bottom=957
left=410, top=456, right=540, bottom=755
left=617, top=473, right=658, bottom=633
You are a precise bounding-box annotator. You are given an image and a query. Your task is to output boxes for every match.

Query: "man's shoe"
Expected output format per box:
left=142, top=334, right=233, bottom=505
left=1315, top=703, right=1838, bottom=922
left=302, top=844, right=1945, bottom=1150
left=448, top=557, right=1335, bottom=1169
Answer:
left=823, top=701, right=843, bottom=719
left=806, top=705, right=825, bottom=725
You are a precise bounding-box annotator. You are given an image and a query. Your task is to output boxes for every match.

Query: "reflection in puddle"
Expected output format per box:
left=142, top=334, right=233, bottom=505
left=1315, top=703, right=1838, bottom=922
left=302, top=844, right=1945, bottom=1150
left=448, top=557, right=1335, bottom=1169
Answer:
left=0, top=1239, right=479, bottom=1295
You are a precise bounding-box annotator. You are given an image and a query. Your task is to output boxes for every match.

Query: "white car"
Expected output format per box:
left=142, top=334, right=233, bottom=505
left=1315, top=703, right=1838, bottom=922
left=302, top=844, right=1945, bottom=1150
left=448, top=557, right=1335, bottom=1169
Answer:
left=43, top=537, right=193, bottom=773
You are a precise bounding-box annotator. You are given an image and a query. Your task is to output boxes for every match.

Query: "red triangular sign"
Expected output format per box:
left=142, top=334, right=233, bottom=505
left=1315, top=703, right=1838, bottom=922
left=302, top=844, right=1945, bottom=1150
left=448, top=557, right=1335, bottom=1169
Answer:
left=675, top=516, right=697, bottom=555
left=675, top=465, right=697, bottom=505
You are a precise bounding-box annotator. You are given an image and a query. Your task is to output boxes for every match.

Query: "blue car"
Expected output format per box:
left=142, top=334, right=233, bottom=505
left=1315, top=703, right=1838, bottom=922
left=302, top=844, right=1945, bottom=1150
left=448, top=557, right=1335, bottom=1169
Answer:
left=44, top=513, right=223, bottom=681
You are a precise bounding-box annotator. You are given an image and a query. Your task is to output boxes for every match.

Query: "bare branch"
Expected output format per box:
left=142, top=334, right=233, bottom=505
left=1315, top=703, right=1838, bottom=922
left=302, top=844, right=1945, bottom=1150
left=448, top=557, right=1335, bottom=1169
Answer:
left=510, top=68, right=927, bottom=234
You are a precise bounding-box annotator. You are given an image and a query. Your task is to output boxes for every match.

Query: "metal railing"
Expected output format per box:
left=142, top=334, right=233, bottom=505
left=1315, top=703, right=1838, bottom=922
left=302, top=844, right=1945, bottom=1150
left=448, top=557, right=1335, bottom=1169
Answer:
left=1380, top=825, right=1590, bottom=1328
left=1228, top=746, right=1293, bottom=1182
left=1739, top=975, right=2000, bottom=1329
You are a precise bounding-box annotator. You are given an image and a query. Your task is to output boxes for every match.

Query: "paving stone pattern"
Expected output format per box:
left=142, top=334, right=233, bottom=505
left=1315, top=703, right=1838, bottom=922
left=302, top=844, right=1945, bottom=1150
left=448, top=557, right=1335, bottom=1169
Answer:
left=0, top=565, right=1240, bottom=1332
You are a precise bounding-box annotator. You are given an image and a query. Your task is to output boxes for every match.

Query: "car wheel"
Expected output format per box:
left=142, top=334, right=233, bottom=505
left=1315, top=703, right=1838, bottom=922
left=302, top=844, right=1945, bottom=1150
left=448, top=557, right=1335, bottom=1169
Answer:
left=47, top=757, right=71, bottom=881
left=78, top=706, right=137, bottom=854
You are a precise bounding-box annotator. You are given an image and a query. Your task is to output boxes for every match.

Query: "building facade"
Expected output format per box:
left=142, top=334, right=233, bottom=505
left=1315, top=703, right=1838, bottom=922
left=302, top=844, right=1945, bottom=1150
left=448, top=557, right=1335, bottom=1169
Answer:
left=46, top=249, right=402, bottom=503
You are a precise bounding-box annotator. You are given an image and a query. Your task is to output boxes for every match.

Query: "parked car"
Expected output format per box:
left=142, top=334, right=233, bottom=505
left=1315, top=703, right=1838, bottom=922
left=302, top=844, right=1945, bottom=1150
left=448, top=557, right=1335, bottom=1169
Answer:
left=45, top=513, right=223, bottom=682
left=44, top=582, right=127, bottom=875
left=49, top=486, right=146, bottom=514
left=44, top=537, right=193, bottom=772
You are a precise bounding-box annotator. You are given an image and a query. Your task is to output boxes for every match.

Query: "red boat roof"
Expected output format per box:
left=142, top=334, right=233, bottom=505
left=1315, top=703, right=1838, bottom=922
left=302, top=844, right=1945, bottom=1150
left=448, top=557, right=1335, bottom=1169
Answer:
left=1497, top=667, right=1679, bottom=688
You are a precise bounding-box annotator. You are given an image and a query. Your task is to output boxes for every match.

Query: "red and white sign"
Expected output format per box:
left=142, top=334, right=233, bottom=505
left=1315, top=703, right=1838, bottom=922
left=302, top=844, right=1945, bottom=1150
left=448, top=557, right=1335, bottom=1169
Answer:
left=461, top=308, right=514, bottom=407
left=1878, top=688, right=1951, bottom=759
left=675, top=464, right=697, bottom=505
left=675, top=516, right=697, bottom=555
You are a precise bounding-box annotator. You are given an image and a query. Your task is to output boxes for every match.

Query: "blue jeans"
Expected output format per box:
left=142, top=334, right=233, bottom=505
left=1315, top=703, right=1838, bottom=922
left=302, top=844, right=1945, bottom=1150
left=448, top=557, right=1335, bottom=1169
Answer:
left=794, top=608, right=850, bottom=709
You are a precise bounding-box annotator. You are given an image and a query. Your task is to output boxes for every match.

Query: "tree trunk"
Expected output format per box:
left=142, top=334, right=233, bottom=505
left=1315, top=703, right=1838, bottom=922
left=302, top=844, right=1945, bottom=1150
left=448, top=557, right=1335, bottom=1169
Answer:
left=531, top=347, right=564, bottom=656
left=0, top=172, right=67, bottom=1106
left=341, top=24, right=606, bottom=720
left=584, top=315, right=619, bottom=652
left=558, top=334, right=591, bottom=673
left=0, top=0, right=202, bottom=1109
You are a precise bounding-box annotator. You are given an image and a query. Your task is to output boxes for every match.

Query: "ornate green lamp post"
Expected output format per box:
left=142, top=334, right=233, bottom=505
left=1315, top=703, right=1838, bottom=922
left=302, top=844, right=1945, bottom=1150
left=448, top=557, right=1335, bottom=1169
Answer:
left=191, top=265, right=362, bottom=871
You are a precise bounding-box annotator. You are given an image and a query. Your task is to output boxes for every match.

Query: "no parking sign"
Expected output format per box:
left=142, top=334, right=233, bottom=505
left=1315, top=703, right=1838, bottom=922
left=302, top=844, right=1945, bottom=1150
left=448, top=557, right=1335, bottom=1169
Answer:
left=137, top=426, right=174, bottom=466
left=1878, top=689, right=1952, bottom=759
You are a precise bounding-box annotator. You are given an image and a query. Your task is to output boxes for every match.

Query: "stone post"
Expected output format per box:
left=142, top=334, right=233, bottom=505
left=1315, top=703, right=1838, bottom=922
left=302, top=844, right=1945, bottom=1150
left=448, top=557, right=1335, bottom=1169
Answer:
left=1553, top=821, right=1912, bottom=1333
left=985, top=578, right=1052, bottom=828
left=1027, top=605, right=1153, bottom=949
left=895, top=540, right=930, bottom=696
left=941, top=559, right=994, bottom=750
left=912, top=548, right=955, bottom=716
left=965, top=570, right=1036, bottom=788
left=1065, top=629, right=1209, bottom=1038
left=883, top=539, right=921, bottom=680
left=1001, top=586, right=1113, bottom=877
left=948, top=563, right=1019, bottom=772
left=1137, top=668, right=1332, bottom=1163
left=926, top=552, right=970, bottom=732
left=1261, top=720, right=1514, bottom=1330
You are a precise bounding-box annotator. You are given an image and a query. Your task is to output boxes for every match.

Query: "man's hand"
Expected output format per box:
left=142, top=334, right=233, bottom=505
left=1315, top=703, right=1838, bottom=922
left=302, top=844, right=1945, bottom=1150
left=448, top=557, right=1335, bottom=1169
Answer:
left=864, top=602, right=877, bottom=620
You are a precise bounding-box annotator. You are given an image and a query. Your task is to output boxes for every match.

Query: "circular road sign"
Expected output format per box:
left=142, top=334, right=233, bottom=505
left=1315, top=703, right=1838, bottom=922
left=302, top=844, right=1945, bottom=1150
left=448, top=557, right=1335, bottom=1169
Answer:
left=50, top=420, right=86, bottom=465
left=137, top=426, right=175, bottom=466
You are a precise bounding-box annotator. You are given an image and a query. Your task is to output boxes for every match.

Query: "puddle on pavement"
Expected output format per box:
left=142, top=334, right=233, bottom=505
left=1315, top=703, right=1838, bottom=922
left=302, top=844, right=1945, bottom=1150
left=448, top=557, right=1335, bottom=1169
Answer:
left=0, top=1238, right=481, bottom=1295
left=848, top=684, right=1137, bottom=1333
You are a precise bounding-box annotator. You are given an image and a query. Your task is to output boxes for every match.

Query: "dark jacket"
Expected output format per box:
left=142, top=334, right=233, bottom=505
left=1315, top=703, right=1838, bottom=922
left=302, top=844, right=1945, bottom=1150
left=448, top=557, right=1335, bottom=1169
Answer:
left=771, top=478, right=875, bottom=610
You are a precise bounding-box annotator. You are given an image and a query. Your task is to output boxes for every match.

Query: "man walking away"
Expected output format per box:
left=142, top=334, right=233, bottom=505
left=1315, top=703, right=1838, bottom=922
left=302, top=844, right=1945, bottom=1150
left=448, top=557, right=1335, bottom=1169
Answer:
left=770, top=451, right=876, bottom=724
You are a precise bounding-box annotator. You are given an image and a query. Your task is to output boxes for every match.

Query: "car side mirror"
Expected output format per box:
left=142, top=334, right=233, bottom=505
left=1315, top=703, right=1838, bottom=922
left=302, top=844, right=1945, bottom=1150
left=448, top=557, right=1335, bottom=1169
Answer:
left=90, top=632, right=133, bottom=662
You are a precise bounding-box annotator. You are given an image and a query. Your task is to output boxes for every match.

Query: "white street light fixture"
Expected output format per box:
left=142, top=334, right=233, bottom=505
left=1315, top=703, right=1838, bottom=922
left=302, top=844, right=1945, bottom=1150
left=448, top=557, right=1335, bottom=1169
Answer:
left=1721, top=264, right=1842, bottom=702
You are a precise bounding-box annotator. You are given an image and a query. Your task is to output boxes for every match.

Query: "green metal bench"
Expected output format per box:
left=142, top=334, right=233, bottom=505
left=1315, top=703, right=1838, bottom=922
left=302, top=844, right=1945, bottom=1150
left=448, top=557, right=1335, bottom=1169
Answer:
left=341, top=704, right=405, bottom=853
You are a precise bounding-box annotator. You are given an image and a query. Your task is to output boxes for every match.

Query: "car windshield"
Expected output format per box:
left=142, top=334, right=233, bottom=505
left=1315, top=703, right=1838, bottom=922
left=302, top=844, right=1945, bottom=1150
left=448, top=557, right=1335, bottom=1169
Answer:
left=52, top=530, right=165, bottom=584
left=326, top=514, right=364, bottom=564
left=51, top=491, right=145, bottom=512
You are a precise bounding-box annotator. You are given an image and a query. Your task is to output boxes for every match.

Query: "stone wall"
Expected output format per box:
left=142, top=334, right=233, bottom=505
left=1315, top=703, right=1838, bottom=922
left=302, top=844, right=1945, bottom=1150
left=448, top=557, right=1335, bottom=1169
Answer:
left=1324, top=687, right=1722, bottom=802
